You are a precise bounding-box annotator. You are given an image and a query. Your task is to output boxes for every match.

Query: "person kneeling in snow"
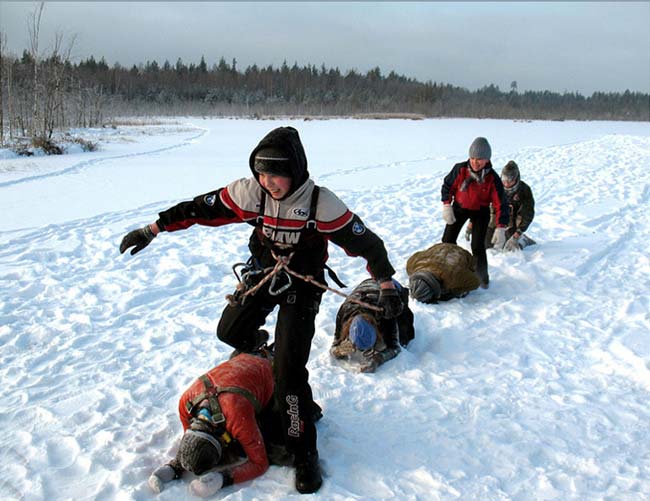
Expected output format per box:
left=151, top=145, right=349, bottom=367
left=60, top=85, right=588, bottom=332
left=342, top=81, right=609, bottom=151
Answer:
left=406, top=243, right=481, bottom=304
left=330, top=279, right=414, bottom=373
left=484, top=160, right=536, bottom=252
left=148, top=351, right=283, bottom=497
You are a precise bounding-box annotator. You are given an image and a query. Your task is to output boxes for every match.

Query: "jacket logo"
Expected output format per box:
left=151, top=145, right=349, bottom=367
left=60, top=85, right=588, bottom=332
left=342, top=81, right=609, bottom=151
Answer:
left=292, top=208, right=308, bottom=217
left=352, top=222, right=366, bottom=235
left=204, top=194, right=217, bottom=206
left=263, top=226, right=301, bottom=245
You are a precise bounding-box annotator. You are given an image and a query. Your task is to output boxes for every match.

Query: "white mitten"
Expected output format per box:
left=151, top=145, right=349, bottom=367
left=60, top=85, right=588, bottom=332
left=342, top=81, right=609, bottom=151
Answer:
left=491, top=227, right=507, bottom=250
left=148, top=464, right=177, bottom=494
left=189, top=471, right=224, bottom=498
left=442, top=204, right=456, bottom=225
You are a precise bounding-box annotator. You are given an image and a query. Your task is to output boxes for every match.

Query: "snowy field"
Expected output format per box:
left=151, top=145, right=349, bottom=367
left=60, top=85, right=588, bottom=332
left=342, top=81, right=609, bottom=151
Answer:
left=1, top=117, right=650, bottom=500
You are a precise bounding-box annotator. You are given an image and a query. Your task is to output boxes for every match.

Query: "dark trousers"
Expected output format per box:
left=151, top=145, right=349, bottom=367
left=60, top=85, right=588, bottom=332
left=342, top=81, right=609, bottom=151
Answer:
left=217, top=273, right=323, bottom=458
left=442, top=205, right=491, bottom=283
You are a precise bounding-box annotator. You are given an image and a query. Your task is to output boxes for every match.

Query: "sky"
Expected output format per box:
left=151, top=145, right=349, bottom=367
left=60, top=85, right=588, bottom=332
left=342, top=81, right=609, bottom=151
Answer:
left=1, top=1, right=649, bottom=96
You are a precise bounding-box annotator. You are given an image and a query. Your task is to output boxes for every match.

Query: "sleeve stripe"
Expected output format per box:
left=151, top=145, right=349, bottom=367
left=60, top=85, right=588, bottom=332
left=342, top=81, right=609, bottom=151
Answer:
left=221, top=187, right=257, bottom=221
left=317, top=211, right=354, bottom=233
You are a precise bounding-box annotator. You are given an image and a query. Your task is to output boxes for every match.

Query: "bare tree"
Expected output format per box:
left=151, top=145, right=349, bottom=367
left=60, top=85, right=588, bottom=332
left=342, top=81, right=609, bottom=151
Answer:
left=28, top=2, right=45, bottom=138
left=0, top=30, right=5, bottom=145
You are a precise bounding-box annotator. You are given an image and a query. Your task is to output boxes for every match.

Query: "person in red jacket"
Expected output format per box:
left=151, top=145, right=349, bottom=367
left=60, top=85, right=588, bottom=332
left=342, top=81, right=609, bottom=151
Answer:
left=148, top=352, right=277, bottom=497
left=440, top=137, right=509, bottom=288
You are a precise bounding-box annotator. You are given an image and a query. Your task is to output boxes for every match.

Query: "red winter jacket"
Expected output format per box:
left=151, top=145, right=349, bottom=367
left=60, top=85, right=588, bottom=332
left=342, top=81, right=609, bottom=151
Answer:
left=178, top=354, right=274, bottom=484
left=441, top=161, right=509, bottom=227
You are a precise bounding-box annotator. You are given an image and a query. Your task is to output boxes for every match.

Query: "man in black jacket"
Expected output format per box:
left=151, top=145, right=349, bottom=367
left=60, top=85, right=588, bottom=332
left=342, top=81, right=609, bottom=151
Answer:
left=119, top=126, right=402, bottom=494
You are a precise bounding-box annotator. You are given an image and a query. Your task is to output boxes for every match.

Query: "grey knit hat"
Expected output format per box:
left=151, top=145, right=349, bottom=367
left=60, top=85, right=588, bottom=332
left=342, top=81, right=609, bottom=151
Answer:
left=178, top=429, right=222, bottom=474
left=469, top=137, right=492, bottom=160
left=408, top=271, right=441, bottom=304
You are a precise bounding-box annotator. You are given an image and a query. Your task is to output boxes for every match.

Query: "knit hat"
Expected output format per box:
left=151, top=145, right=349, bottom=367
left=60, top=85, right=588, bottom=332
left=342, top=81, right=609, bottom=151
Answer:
left=253, top=147, right=292, bottom=177
left=501, top=160, right=520, bottom=193
left=469, top=137, right=492, bottom=160
left=178, top=428, right=222, bottom=474
left=348, top=316, right=377, bottom=350
left=409, top=271, right=442, bottom=304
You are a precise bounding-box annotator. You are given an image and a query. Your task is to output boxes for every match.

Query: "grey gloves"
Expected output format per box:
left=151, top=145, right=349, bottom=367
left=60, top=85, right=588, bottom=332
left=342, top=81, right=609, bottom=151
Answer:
left=442, top=204, right=456, bottom=225
left=379, top=287, right=403, bottom=319
left=148, top=464, right=177, bottom=494
left=119, top=224, right=156, bottom=255
left=189, top=471, right=224, bottom=498
left=505, top=234, right=522, bottom=251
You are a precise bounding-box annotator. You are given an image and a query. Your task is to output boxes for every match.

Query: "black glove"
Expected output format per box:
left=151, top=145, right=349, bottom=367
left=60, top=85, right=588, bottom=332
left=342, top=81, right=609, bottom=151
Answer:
left=119, top=225, right=156, bottom=255
left=378, top=287, right=403, bottom=319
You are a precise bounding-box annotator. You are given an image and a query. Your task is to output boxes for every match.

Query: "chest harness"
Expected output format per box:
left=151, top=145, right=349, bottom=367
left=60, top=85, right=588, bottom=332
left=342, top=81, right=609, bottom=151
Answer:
left=226, top=187, right=383, bottom=313
left=185, top=374, right=262, bottom=447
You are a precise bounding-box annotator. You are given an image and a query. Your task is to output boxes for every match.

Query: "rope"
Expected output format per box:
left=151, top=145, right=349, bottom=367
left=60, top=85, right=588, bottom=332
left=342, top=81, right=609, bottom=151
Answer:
left=226, top=251, right=384, bottom=313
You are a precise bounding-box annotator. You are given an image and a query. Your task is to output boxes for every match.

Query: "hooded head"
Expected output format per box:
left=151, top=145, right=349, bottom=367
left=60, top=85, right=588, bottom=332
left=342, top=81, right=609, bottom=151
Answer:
left=501, top=160, right=520, bottom=194
left=348, top=315, right=378, bottom=351
left=177, top=423, right=223, bottom=475
left=408, top=271, right=442, bottom=304
left=249, top=127, right=309, bottom=199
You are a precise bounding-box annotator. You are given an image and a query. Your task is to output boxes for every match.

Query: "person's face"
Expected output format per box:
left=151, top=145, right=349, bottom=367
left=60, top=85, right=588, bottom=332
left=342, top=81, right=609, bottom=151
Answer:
left=469, top=158, right=489, bottom=172
left=259, top=173, right=292, bottom=199
left=502, top=176, right=517, bottom=189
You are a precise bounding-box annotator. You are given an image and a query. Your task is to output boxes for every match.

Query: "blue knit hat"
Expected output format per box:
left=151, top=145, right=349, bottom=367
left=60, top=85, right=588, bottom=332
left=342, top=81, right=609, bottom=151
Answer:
left=348, top=316, right=377, bottom=350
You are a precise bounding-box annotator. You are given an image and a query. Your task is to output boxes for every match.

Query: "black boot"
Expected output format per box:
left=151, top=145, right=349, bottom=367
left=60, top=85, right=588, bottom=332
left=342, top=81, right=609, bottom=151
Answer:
left=294, top=450, right=322, bottom=494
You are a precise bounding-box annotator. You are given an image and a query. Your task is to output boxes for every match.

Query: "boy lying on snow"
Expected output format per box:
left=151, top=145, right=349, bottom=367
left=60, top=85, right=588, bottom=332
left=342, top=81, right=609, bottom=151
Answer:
left=148, top=348, right=291, bottom=497
left=330, top=279, right=415, bottom=373
left=406, top=242, right=481, bottom=303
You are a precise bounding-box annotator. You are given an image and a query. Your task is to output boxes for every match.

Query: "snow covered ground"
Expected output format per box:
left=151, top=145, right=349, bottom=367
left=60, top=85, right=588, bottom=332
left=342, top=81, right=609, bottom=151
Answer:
left=1, top=117, right=649, bottom=500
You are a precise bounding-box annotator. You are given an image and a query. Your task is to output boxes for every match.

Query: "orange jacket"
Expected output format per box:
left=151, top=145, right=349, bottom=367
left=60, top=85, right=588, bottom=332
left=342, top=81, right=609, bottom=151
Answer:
left=178, top=354, right=274, bottom=484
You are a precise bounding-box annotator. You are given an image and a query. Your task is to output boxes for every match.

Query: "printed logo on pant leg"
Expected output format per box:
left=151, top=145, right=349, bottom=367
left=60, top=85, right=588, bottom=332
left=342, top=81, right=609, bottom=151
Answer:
left=286, top=394, right=301, bottom=438
left=287, top=293, right=296, bottom=304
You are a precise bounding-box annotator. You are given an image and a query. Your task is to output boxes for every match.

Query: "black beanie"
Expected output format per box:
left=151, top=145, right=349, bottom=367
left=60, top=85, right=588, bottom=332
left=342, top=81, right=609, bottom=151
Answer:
left=409, top=271, right=442, bottom=303
left=178, top=429, right=222, bottom=474
left=253, top=147, right=293, bottom=177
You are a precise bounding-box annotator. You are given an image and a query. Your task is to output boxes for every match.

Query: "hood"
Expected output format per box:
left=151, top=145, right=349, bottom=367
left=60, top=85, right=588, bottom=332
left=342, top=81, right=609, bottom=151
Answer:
left=249, top=127, right=309, bottom=198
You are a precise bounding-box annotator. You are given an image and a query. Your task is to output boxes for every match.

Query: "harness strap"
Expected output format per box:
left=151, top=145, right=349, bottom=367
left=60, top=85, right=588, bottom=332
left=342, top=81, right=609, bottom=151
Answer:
left=305, top=185, right=319, bottom=229
left=185, top=375, right=263, bottom=422
left=256, top=191, right=266, bottom=226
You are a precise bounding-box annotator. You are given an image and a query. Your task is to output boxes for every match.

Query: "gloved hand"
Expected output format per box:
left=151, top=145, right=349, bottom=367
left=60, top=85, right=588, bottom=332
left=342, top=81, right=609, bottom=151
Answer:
left=442, top=204, right=456, bottom=225
left=464, top=222, right=473, bottom=241
left=491, top=227, right=507, bottom=250
left=379, top=286, right=403, bottom=319
left=505, top=234, right=522, bottom=252
left=119, top=224, right=156, bottom=255
left=148, top=464, right=177, bottom=494
left=189, top=471, right=224, bottom=498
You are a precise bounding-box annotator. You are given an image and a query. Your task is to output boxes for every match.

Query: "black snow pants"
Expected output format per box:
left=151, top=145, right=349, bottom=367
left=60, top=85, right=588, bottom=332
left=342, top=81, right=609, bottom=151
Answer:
left=442, top=204, right=491, bottom=283
left=217, top=270, right=323, bottom=458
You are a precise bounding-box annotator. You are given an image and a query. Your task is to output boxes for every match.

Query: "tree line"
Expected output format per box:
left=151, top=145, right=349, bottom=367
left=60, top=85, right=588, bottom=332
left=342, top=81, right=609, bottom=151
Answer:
left=1, top=10, right=648, bottom=146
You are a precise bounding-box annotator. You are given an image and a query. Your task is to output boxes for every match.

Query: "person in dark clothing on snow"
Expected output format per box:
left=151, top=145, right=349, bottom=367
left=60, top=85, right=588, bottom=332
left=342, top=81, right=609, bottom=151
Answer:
left=440, top=137, right=509, bottom=288
left=330, top=279, right=414, bottom=373
left=120, top=126, right=403, bottom=494
left=148, top=352, right=278, bottom=497
left=485, top=160, right=536, bottom=251
left=406, top=242, right=481, bottom=303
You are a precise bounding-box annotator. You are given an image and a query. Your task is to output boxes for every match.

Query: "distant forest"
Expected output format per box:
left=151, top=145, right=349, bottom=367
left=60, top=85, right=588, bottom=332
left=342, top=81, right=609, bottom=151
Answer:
left=1, top=24, right=648, bottom=145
